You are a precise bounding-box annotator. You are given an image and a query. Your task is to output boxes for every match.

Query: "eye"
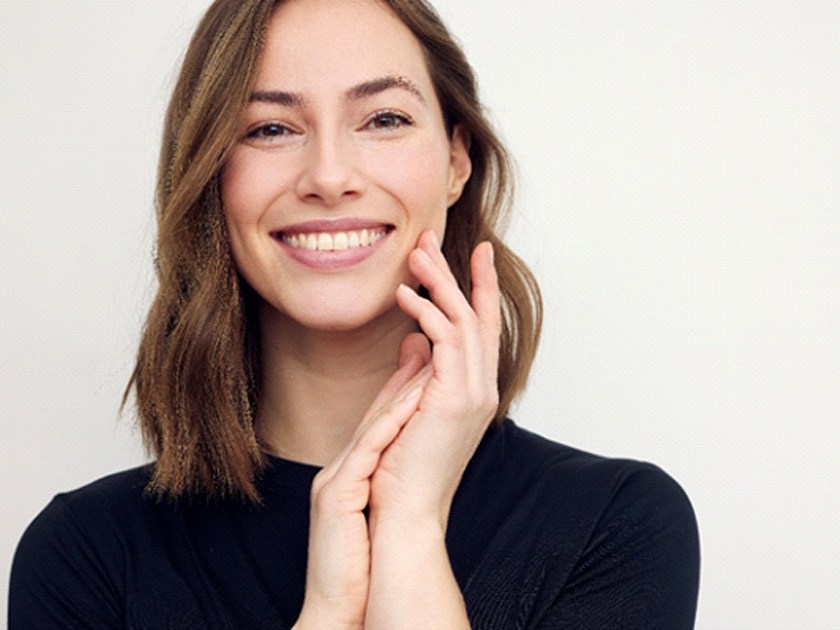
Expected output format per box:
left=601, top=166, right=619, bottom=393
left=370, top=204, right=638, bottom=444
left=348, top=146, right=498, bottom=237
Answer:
left=363, top=110, right=414, bottom=131
left=244, top=122, right=298, bottom=143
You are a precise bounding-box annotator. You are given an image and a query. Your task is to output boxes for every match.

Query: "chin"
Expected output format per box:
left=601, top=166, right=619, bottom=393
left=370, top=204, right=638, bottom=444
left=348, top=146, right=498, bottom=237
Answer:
left=270, top=293, right=402, bottom=335
left=297, top=311, right=384, bottom=333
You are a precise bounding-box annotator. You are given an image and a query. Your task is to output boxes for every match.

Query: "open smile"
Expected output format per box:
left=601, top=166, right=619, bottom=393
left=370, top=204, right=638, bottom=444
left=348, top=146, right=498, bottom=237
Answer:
left=270, top=221, right=395, bottom=271
left=277, top=227, right=390, bottom=251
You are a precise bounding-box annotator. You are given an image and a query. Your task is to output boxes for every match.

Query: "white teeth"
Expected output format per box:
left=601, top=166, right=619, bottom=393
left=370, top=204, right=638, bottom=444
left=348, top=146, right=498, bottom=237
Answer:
left=318, top=233, right=333, bottom=251
left=333, top=232, right=349, bottom=250
left=281, top=228, right=387, bottom=251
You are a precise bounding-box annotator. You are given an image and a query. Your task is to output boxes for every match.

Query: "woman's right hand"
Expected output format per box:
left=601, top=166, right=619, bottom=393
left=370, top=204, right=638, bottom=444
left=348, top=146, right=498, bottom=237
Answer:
left=293, top=338, right=432, bottom=629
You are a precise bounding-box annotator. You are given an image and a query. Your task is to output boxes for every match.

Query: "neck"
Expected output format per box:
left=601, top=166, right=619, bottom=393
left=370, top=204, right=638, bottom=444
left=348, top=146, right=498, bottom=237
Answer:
left=255, top=302, right=417, bottom=467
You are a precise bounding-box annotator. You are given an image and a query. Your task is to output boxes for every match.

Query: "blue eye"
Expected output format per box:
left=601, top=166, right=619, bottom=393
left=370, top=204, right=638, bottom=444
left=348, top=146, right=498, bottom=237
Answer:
left=245, top=122, right=296, bottom=141
left=365, top=110, right=413, bottom=131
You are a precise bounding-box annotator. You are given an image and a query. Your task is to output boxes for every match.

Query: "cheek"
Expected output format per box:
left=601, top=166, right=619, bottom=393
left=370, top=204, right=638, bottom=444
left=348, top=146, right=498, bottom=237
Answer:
left=366, top=140, right=452, bottom=219
left=222, top=153, right=257, bottom=231
left=219, top=151, right=285, bottom=280
left=222, top=147, right=302, bottom=222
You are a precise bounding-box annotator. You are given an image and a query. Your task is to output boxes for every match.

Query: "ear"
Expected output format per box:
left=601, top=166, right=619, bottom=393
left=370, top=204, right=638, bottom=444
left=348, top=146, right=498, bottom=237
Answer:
left=446, top=124, right=472, bottom=207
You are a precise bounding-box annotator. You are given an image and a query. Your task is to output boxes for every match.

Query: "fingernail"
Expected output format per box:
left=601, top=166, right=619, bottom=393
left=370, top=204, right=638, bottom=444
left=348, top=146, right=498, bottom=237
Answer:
left=487, top=241, right=495, bottom=264
left=429, top=230, right=441, bottom=250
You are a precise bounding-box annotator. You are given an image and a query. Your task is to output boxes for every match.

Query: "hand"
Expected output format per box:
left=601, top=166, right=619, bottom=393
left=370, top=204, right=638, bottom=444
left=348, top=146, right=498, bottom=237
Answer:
left=370, top=230, right=502, bottom=530
left=361, top=231, right=499, bottom=629
left=295, top=354, right=433, bottom=629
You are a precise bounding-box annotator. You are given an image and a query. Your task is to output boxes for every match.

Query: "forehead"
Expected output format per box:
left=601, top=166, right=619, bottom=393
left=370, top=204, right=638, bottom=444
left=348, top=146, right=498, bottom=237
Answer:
left=257, top=0, right=432, bottom=94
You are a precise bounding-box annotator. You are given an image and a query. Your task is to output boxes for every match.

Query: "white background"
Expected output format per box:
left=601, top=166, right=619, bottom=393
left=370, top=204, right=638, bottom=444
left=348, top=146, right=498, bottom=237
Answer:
left=1, top=1, right=838, bottom=627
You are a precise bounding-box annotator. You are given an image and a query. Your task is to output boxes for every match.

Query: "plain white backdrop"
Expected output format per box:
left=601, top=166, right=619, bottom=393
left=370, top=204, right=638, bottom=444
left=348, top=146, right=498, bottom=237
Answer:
left=1, top=1, right=838, bottom=627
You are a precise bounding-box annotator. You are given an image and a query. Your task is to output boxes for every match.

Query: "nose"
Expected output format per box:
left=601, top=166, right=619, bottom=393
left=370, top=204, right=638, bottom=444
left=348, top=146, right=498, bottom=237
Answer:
left=295, top=132, right=365, bottom=207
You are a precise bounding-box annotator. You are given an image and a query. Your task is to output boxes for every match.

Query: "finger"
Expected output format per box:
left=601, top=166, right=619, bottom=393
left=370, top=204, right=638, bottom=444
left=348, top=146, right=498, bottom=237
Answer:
left=354, top=360, right=434, bottom=444
left=360, top=353, right=425, bottom=429
left=470, top=241, right=502, bottom=354
left=342, top=361, right=432, bottom=472
left=419, top=230, right=457, bottom=279
left=396, top=298, right=478, bottom=391
left=389, top=361, right=433, bottom=402
left=317, top=385, right=424, bottom=508
left=417, top=229, right=477, bottom=325
left=396, top=284, right=459, bottom=348
left=398, top=332, right=432, bottom=368
left=322, top=361, right=432, bottom=485
left=344, top=385, right=423, bottom=480
left=408, top=246, right=475, bottom=326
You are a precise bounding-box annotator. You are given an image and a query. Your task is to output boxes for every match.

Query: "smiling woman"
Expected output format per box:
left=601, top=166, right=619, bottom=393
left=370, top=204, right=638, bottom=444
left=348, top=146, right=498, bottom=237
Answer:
left=8, top=0, right=699, bottom=628
left=222, top=1, right=470, bottom=338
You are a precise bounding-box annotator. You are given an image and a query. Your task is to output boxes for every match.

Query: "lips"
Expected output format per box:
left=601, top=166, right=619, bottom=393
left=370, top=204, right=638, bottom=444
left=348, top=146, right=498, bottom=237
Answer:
left=271, top=219, right=393, bottom=270
left=278, top=227, right=388, bottom=251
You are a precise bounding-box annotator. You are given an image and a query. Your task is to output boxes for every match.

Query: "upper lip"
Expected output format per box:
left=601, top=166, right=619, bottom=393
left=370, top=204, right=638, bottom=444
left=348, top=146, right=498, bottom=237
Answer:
left=273, top=218, right=394, bottom=236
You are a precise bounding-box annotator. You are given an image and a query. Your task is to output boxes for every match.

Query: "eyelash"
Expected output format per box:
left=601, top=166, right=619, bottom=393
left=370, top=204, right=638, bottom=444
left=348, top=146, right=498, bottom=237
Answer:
left=363, top=109, right=414, bottom=131
left=243, top=109, right=414, bottom=144
left=245, top=122, right=296, bottom=141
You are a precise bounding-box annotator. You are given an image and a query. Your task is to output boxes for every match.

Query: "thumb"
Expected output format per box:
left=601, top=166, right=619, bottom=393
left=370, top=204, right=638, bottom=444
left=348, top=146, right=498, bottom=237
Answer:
left=398, top=332, right=432, bottom=369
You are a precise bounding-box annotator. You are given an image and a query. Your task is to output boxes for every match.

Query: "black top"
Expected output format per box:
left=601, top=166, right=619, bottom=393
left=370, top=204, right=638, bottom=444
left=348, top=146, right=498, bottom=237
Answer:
left=9, top=419, right=700, bottom=629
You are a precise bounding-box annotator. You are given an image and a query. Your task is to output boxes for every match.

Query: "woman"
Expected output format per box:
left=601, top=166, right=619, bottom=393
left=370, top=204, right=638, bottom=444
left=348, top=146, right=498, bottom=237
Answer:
left=9, top=0, right=699, bottom=628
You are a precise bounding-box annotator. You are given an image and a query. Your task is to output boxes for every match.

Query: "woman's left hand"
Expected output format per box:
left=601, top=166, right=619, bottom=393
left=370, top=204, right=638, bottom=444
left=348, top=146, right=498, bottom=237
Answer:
left=368, top=230, right=501, bottom=530
left=361, top=230, right=499, bottom=629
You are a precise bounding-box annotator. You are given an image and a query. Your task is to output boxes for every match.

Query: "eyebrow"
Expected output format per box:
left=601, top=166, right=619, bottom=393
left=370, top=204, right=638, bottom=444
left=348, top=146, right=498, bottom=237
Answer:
left=248, top=89, right=305, bottom=108
left=248, top=75, right=427, bottom=108
left=345, top=76, right=426, bottom=104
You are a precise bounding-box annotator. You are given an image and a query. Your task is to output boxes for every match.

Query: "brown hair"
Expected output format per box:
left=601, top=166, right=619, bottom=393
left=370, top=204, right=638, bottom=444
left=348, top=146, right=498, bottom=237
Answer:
left=126, top=0, right=542, bottom=501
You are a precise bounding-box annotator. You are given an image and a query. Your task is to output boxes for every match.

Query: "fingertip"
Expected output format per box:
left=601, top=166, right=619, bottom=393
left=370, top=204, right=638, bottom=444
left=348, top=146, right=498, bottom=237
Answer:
left=417, top=230, right=446, bottom=265
left=428, top=229, right=442, bottom=251
left=396, top=282, right=425, bottom=322
left=397, top=349, right=421, bottom=371
left=400, top=331, right=432, bottom=365
left=472, top=241, right=497, bottom=280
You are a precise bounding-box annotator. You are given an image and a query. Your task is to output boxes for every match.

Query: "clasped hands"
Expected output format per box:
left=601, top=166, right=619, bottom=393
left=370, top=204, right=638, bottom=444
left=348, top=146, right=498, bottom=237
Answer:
left=294, top=231, right=501, bottom=630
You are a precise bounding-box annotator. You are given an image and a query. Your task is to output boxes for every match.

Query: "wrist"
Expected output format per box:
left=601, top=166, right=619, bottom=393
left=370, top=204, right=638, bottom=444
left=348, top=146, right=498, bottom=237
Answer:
left=368, top=510, right=448, bottom=542
left=294, top=602, right=364, bottom=630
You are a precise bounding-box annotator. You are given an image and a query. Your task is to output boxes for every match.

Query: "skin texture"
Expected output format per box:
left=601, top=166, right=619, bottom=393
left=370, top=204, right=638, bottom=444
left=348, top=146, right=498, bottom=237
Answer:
left=221, top=1, right=500, bottom=627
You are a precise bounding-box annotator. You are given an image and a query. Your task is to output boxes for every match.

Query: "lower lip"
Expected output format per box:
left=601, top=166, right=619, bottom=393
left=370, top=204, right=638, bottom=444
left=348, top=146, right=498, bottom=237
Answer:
left=275, top=231, right=390, bottom=271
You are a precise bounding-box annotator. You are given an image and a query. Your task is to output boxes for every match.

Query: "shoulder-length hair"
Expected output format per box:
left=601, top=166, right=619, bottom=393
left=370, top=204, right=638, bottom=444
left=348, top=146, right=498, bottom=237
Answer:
left=126, top=0, right=542, bottom=501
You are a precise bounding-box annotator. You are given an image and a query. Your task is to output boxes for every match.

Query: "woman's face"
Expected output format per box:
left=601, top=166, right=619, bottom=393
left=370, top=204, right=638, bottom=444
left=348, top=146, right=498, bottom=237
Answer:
left=222, top=0, right=471, bottom=333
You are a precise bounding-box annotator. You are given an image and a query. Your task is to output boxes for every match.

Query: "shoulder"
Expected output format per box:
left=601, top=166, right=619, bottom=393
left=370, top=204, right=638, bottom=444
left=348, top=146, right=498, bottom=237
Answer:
left=12, top=463, right=155, bottom=568
left=26, top=464, right=155, bottom=545
left=464, top=419, right=700, bottom=628
left=461, top=418, right=699, bottom=556
left=508, top=419, right=698, bottom=562
left=498, top=418, right=695, bottom=521
left=9, top=465, right=155, bottom=627
left=54, top=463, right=152, bottom=512
left=18, top=463, right=152, bottom=541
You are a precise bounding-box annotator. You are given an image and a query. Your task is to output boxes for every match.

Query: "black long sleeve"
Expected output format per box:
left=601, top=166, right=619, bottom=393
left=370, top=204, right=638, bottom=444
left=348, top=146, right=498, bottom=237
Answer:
left=10, top=418, right=699, bottom=629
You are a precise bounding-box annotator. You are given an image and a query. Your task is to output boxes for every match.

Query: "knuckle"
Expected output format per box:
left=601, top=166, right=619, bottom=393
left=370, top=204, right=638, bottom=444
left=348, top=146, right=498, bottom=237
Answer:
left=312, top=478, right=342, bottom=511
left=441, top=326, right=463, bottom=349
left=468, top=386, right=499, bottom=418
left=354, top=429, right=379, bottom=453
left=448, top=396, right=471, bottom=418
